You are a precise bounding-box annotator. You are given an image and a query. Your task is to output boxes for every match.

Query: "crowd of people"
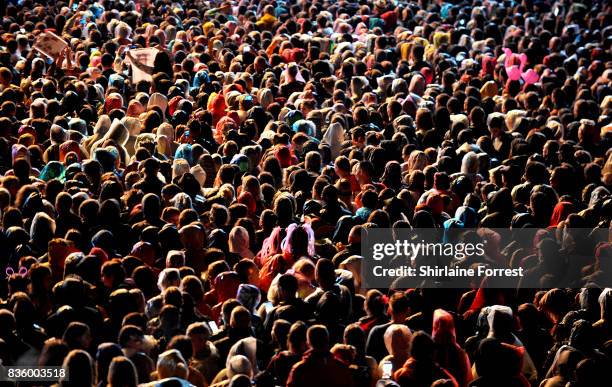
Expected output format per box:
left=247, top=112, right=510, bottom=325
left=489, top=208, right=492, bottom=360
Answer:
left=0, top=0, right=612, bottom=386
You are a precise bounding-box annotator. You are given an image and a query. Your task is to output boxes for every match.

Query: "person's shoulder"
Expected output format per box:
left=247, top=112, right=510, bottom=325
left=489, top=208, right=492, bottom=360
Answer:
left=278, top=349, right=297, bottom=358
left=369, top=321, right=392, bottom=334
left=213, top=335, right=231, bottom=347
left=365, top=354, right=378, bottom=368
left=271, top=349, right=295, bottom=365
left=132, top=351, right=154, bottom=362
left=291, top=297, right=310, bottom=307
left=337, top=283, right=352, bottom=293
left=155, top=377, right=195, bottom=387
left=290, top=356, right=307, bottom=370
left=304, top=288, right=323, bottom=303
left=147, top=294, right=163, bottom=307
left=210, top=328, right=226, bottom=343
left=187, top=366, right=206, bottom=385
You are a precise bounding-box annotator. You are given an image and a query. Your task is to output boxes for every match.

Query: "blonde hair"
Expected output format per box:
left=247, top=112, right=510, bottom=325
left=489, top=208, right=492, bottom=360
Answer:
left=172, top=159, right=190, bottom=181
left=115, top=22, right=132, bottom=40
left=407, top=150, right=428, bottom=172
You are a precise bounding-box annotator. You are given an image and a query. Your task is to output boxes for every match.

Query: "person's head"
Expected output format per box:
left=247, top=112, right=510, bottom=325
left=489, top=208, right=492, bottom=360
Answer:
left=315, top=258, right=336, bottom=290
left=158, top=268, right=181, bottom=291
left=277, top=273, right=298, bottom=301
left=263, top=317, right=287, bottom=348
left=365, top=289, right=385, bottom=317
left=359, top=190, right=377, bottom=210
left=487, top=113, right=505, bottom=137
left=334, top=156, right=351, bottom=176
left=142, top=193, right=161, bottom=220
left=62, top=349, right=94, bottom=386
left=118, top=325, right=145, bottom=351
left=55, top=191, right=73, bottom=214
left=62, top=322, right=91, bottom=351
left=156, top=349, right=189, bottom=380
left=229, top=225, right=250, bottom=253
left=539, top=288, right=569, bottom=323
left=330, top=343, right=356, bottom=365
left=409, top=331, right=434, bottom=361
left=181, top=274, right=204, bottom=301
left=356, top=160, right=375, bottom=185
left=107, top=356, right=138, bottom=387
left=167, top=335, right=194, bottom=364
left=30, top=212, right=56, bottom=246
left=342, top=323, right=365, bottom=352
left=305, top=151, right=322, bottom=173
left=95, top=342, right=123, bottom=385
left=286, top=321, right=307, bottom=354
left=187, top=322, right=211, bottom=353
left=38, top=337, right=69, bottom=367
left=384, top=324, right=412, bottom=358
left=226, top=355, right=253, bottom=379
left=487, top=305, right=514, bottom=340
left=388, top=291, right=410, bottom=321
left=230, top=305, right=252, bottom=330
left=236, top=283, right=261, bottom=313
left=234, top=259, right=260, bottom=287
left=307, top=324, right=330, bottom=352
left=166, top=250, right=186, bottom=268
left=101, top=259, right=126, bottom=289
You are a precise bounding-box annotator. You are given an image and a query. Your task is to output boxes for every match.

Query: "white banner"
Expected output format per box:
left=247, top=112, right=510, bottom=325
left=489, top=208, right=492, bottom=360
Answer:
left=33, top=31, right=68, bottom=60
left=125, top=47, right=158, bottom=84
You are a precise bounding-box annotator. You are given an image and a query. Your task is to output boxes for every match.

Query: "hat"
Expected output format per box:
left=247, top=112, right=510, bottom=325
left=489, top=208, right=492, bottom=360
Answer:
left=283, top=110, right=303, bottom=127
left=230, top=154, right=250, bottom=173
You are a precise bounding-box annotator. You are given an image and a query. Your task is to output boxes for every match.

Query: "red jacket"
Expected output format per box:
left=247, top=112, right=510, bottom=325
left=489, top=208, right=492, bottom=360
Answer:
left=393, top=358, right=458, bottom=387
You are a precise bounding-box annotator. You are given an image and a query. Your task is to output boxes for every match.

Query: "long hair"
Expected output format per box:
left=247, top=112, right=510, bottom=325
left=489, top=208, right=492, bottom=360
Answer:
left=107, top=356, right=138, bottom=387
left=60, top=349, right=95, bottom=387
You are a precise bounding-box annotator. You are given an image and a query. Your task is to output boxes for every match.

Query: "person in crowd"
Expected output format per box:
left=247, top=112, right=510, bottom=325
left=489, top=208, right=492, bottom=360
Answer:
left=367, top=292, right=411, bottom=361
left=0, top=1, right=611, bottom=387
left=286, top=324, right=354, bottom=387
left=267, top=321, right=307, bottom=386
left=379, top=324, right=412, bottom=376
left=107, top=355, right=139, bottom=387
left=393, top=331, right=458, bottom=387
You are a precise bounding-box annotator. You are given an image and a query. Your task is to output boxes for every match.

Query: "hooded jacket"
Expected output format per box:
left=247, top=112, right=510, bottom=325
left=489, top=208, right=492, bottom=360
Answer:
left=432, top=309, right=472, bottom=387
left=322, top=122, right=345, bottom=160
left=83, top=114, right=111, bottom=152
left=91, top=119, right=129, bottom=166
